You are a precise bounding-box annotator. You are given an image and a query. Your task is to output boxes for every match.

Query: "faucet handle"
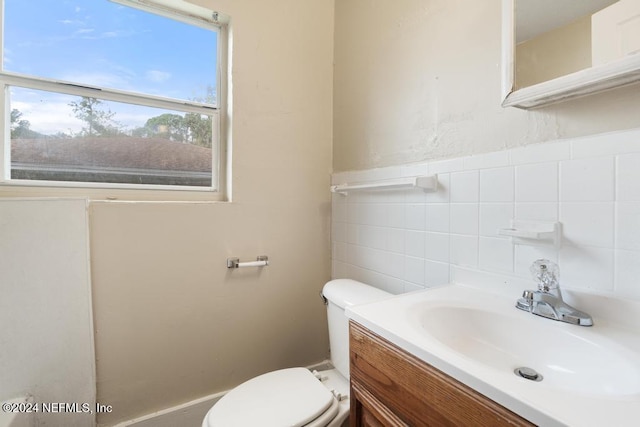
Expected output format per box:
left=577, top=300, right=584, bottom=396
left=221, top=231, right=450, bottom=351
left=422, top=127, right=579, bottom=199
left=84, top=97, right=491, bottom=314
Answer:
left=522, top=290, right=534, bottom=301
left=530, top=259, right=560, bottom=293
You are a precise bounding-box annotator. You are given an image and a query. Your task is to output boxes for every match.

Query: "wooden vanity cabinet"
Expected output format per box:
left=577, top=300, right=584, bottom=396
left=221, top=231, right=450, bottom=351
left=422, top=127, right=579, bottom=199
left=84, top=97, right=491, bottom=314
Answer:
left=349, top=321, right=535, bottom=427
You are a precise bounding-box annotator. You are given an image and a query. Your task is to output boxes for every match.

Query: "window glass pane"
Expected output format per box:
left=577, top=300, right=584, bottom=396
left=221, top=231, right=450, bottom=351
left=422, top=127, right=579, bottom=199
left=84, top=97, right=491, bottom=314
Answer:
left=3, top=0, right=218, bottom=104
left=10, top=86, right=214, bottom=187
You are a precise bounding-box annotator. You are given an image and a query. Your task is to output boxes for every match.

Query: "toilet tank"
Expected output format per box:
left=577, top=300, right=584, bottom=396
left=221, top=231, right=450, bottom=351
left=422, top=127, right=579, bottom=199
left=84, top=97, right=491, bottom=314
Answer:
left=322, top=279, right=391, bottom=379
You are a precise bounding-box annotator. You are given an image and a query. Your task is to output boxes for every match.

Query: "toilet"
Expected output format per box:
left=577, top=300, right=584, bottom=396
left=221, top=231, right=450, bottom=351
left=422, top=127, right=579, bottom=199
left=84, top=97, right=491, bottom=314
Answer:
left=202, top=279, right=391, bottom=427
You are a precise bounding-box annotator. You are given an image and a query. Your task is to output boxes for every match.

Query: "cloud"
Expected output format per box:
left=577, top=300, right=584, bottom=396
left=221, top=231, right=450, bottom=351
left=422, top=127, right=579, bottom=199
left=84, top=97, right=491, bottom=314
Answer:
left=146, top=70, right=171, bottom=83
left=12, top=97, right=179, bottom=135
left=12, top=97, right=151, bottom=135
left=11, top=99, right=84, bottom=135
left=11, top=82, right=200, bottom=137
left=59, top=19, right=85, bottom=26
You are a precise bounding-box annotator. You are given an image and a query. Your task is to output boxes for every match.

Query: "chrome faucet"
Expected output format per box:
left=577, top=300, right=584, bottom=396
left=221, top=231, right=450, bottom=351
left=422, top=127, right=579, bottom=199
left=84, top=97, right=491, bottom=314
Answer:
left=516, top=259, right=593, bottom=326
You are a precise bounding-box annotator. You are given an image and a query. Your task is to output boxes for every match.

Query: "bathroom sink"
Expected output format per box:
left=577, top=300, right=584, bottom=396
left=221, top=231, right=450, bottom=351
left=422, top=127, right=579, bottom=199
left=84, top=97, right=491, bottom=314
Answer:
left=346, top=273, right=640, bottom=427
left=419, top=305, right=640, bottom=396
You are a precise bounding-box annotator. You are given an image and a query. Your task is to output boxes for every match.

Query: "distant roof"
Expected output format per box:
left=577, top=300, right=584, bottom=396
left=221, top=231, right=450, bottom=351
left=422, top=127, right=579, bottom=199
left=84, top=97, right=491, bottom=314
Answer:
left=12, top=137, right=212, bottom=172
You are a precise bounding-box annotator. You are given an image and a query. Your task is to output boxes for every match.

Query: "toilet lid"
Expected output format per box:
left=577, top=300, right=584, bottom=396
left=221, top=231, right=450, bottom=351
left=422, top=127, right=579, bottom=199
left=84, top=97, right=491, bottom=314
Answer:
left=204, top=367, right=337, bottom=427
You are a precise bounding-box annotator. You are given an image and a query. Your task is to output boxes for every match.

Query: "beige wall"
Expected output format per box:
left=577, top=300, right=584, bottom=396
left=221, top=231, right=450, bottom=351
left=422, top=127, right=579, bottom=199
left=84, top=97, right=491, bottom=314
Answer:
left=516, top=15, right=592, bottom=88
left=90, top=0, right=334, bottom=424
left=333, top=0, right=640, bottom=172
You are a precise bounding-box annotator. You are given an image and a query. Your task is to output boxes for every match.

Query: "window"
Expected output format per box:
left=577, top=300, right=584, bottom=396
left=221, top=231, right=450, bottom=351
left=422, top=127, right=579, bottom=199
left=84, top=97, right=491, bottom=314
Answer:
left=0, top=0, right=227, bottom=195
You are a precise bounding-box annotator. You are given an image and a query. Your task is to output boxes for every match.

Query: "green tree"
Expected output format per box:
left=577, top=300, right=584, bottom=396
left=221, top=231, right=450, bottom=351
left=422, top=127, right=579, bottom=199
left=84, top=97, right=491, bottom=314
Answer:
left=143, top=113, right=187, bottom=141
left=69, top=97, right=119, bottom=137
left=11, top=109, right=30, bottom=137
left=184, top=85, right=215, bottom=148
left=10, top=108, right=40, bottom=139
left=129, top=86, right=215, bottom=146
left=184, top=113, right=212, bottom=148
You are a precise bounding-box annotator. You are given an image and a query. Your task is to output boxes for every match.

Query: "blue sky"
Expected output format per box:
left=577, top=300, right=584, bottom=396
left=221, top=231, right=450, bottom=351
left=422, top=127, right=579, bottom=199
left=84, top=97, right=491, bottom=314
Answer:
left=4, top=0, right=218, bottom=134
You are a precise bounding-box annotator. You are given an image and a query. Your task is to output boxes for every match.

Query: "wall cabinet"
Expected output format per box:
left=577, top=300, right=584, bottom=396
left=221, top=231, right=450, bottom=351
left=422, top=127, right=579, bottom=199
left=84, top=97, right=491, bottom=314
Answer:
left=349, top=321, right=535, bottom=426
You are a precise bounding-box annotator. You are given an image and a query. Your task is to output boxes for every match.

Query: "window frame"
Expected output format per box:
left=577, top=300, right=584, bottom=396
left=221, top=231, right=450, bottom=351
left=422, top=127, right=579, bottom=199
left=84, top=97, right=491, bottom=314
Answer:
left=0, top=0, right=229, bottom=201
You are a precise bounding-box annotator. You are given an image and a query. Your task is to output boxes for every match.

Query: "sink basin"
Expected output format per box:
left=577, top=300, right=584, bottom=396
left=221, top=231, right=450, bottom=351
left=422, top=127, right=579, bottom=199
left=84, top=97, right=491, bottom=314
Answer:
left=346, top=277, right=640, bottom=427
left=420, top=305, right=640, bottom=396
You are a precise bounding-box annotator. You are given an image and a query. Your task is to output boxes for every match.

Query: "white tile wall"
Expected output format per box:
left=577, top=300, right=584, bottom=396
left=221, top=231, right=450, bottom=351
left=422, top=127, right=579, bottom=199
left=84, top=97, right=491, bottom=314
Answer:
left=450, top=203, right=479, bottom=235
left=331, top=127, right=640, bottom=300
left=450, top=171, right=479, bottom=202
left=515, top=162, right=558, bottom=202
left=480, top=167, right=514, bottom=202
left=617, top=153, right=640, bottom=201
left=560, top=157, right=615, bottom=202
left=616, top=202, right=640, bottom=251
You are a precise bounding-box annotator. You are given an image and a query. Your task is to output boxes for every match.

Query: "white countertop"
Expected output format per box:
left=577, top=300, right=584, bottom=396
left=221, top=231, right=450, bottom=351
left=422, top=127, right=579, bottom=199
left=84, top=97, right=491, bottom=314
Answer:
left=346, top=273, right=640, bottom=427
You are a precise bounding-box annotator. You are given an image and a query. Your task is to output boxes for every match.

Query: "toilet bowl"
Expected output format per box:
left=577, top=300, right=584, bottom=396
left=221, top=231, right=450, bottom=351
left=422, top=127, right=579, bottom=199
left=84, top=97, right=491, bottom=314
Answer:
left=202, top=279, right=391, bottom=427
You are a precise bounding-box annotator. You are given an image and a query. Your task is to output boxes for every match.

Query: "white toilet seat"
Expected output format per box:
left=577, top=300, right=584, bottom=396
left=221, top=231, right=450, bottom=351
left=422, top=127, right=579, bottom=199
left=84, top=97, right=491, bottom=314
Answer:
left=202, top=367, right=340, bottom=427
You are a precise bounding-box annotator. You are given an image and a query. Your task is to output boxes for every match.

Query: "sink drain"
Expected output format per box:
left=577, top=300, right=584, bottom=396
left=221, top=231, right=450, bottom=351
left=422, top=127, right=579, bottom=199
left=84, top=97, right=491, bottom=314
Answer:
left=514, top=367, right=543, bottom=382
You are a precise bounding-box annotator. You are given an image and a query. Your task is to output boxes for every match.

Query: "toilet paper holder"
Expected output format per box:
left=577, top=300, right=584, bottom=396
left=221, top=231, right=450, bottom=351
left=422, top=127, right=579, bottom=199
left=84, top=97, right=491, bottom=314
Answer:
left=227, top=255, right=269, bottom=269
